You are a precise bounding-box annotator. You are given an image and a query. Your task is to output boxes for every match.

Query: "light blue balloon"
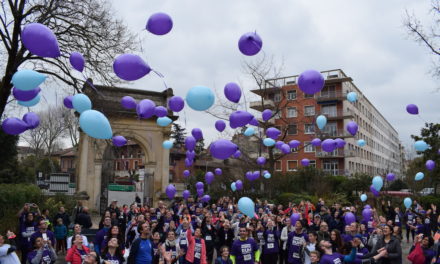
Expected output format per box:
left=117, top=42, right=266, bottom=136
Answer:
left=316, top=115, right=327, bottom=130
left=162, top=140, right=173, bottom=149
left=372, top=176, right=383, bottom=191
left=17, top=94, right=40, bottom=107
left=357, top=139, right=366, bottom=147
left=404, top=197, right=412, bottom=209
left=238, top=197, right=255, bottom=218
left=79, top=110, right=112, bottom=139
left=263, top=138, right=275, bottom=147
left=12, top=69, right=46, bottom=91
left=244, top=127, right=255, bottom=136
left=186, top=86, right=215, bottom=111
left=414, top=140, right=429, bottom=152
left=72, top=94, right=92, bottom=114
left=157, top=117, right=172, bottom=127
left=231, top=182, right=237, bottom=191
left=263, top=173, right=271, bottom=179
left=347, top=92, right=358, bottom=102
left=415, top=172, right=424, bottom=181
left=360, top=194, right=367, bottom=202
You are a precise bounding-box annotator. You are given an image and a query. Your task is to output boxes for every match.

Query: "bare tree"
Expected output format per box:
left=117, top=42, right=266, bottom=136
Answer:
left=62, top=108, right=79, bottom=147
left=22, top=123, right=45, bottom=157
left=0, top=0, right=138, bottom=118
left=40, top=105, right=66, bottom=159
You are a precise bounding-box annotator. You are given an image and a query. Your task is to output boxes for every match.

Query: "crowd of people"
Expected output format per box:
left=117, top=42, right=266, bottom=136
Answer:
left=3, top=196, right=440, bottom=263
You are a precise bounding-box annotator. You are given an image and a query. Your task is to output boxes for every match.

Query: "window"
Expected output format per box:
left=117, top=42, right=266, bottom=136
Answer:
left=304, top=93, right=314, bottom=98
left=304, top=124, right=315, bottom=134
left=304, top=142, right=315, bottom=152
left=321, top=85, right=336, bottom=97
left=309, top=160, right=316, bottom=168
left=275, top=160, right=282, bottom=171
left=287, top=160, right=298, bottom=171
left=274, top=92, right=281, bottom=102
left=287, top=125, right=297, bottom=135
left=134, top=160, right=139, bottom=170
left=287, top=107, right=297, bottom=118
left=304, top=106, right=315, bottom=116
left=323, top=160, right=339, bottom=176
left=115, top=162, right=120, bottom=170
left=321, top=104, right=337, bottom=117
left=291, top=147, right=299, bottom=153
left=323, top=122, right=337, bottom=136
left=125, top=161, right=129, bottom=170
left=287, top=90, right=297, bottom=100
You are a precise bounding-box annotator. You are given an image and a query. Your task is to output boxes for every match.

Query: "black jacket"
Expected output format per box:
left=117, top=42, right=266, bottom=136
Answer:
left=362, top=235, right=402, bottom=264
left=75, top=212, right=92, bottom=229
left=216, top=228, right=234, bottom=250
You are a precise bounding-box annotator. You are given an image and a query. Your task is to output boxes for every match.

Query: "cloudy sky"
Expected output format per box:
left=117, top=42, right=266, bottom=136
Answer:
left=103, top=0, right=440, bottom=149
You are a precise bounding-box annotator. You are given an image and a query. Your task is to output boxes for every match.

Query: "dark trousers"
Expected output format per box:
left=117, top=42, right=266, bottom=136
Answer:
left=262, top=252, right=278, bottom=264
left=279, top=248, right=288, bottom=264
left=406, top=227, right=415, bottom=241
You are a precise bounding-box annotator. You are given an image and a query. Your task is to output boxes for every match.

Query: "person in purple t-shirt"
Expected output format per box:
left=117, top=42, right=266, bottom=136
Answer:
left=27, top=236, right=57, bottom=264
left=262, top=219, right=279, bottom=264
left=231, top=227, right=260, bottom=264
left=317, top=238, right=358, bottom=264
left=287, top=219, right=308, bottom=264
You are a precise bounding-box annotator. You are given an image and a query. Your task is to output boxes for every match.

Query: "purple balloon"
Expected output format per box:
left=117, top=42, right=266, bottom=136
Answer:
left=197, top=188, right=204, bottom=197
left=191, top=128, right=203, bottom=141
left=266, top=127, right=281, bottom=140
left=301, top=159, right=310, bottom=166
left=262, top=109, right=272, bottom=122
left=183, top=170, right=191, bottom=178
left=121, top=96, right=137, bottom=110
left=236, top=180, right=243, bottom=190
left=364, top=205, right=371, bottom=209
left=275, top=141, right=284, bottom=149
left=252, top=171, right=260, bottom=180
left=406, top=104, right=419, bottom=115
left=229, top=111, right=254, bottom=128
left=21, top=23, right=60, bottom=58
left=136, top=99, right=156, bottom=119
left=165, top=184, right=176, bottom=199
left=346, top=121, right=359, bottom=136
left=233, top=150, right=241, bottom=158
left=201, top=195, right=211, bottom=203
left=256, top=157, right=266, bottom=166
left=186, top=151, right=196, bottom=160
left=281, top=144, right=291, bottom=154
left=344, top=212, right=356, bottom=225
left=288, top=140, right=301, bottom=148
left=185, top=158, right=193, bottom=167
left=209, top=139, right=238, bottom=160
left=195, top=182, right=204, bottom=189
left=182, top=190, right=190, bottom=200
left=113, top=54, right=151, bottom=81
left=238, top=32, right=263, bottom=56
left=335, top=138, right=346, bottom=148
left=249, top=118, right=259, bottom=126
left=69, top=52, right=85, bottom=72
left=224, top=82, right=242, bottom=103
left=2, top=118, right=28, bottom=135
left=298, top=70, right=324, bottom=95
left=290, top=213, right=300, bottom=224
left=168, top=96, right=185, bottom=112
left=245, top=171, right=253, bottom=181
left=185, top=136, right=196, bottom=151
left=215, top=168, right=222, bottom=175
left=112, top=136, right=127, bottom=147
left=205, top=172, right=214, bottom=184
left=426, top=160, right=436, bottom=171
left=22, top=112, right=40, bottom=129
left=321, top=139, right=337, bottom=152
left=362, top=208, right=372, bottom=220
left=215, top=120, right=226, bottom=132
left=370, top=185, right=380, bottom=197
left=13, top=87, right=41, bottom=102
left=386, top=173, right=395, bottom=181
left=311, top=138, right=322, bottom=147
left=154, top=106, right=168, bottom=117
left=146, top=12, right=173, bottom=35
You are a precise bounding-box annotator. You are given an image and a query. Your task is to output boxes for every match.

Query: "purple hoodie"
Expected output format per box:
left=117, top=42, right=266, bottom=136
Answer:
left=287, top=231, right=308, bottom=264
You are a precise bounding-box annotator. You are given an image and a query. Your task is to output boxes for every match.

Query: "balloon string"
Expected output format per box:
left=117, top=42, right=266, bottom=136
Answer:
left=81, top=72, right=105, bottom=97
left=152, top=69, right=169, bottom=90
left=417, top=114, right=428, bottom=123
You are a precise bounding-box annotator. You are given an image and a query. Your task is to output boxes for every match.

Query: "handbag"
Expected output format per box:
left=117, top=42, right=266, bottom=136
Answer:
left=407, top=242, right=426, bottom=264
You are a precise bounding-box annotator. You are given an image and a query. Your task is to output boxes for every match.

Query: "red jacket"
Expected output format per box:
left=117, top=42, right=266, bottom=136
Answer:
left=65, top=245, right=90, bottom=264
left=185, top=228, right=207, bottom=264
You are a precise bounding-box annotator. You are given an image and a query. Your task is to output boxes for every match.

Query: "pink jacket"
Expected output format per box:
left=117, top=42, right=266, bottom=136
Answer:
left=185, top=228, right=207, bottom=264
left=65, top=245, right=90, bottom=264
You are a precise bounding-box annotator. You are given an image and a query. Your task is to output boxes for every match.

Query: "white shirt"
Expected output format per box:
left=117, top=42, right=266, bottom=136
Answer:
left=0, top=244, right=20, bottom=264
left=67, top=235, right=89, bottom=249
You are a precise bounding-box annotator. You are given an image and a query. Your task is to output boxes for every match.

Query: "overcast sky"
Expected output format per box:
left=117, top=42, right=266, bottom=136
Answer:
left=15, top=0, right=440, bottom=151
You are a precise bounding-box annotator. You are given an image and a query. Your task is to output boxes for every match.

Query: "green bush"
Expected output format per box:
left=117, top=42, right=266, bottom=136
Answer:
left=419, top=195, right=440, bottom=208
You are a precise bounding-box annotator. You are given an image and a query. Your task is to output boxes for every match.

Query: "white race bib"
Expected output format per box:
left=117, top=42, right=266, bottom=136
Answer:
left=205, top=235, right=212, bottom=241
left=195, top=252, right=201, bottom=259
left=180, top=240, right=187, bottom=245
left=244, top=254, right=251, bottom=261
left=267, top=243, right=274, bottom=249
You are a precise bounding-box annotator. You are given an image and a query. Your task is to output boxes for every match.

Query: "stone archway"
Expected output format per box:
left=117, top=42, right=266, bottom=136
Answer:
left=75, top=84, right=174, bottom=211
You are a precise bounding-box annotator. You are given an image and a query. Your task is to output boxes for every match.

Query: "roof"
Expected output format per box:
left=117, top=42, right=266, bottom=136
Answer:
left=52, top=147, right=76, bottom=156
left=17, top=146, right=35, bottom=154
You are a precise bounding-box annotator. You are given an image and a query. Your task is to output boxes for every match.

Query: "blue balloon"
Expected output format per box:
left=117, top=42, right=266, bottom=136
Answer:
left=263, top=173, right=271, bottom=179
left=244, top=127, right=255, bottom=136
left=404, top=197, right=412, bottom=209
left=360, top=194, right=367, bottom=202
left=263, top=138, right=275, bottom=147
left=186, top=86, right=215, bottom=111
left=79, top=110, right=112, bottom=139
left=12, top=69, right=46, bottom=91
left=17, top=94, right=40, bottom=107
left=72, top=94, right=92, bottom=114
left=163, top=140, right=173, bottom=149
left=238, top=197, right=255, bottom=218
left=157, top=116, right=172, bottom=127
left=414, top=140, right=429, bottom=152
left=316, top=115, right=327, bottom=130
left=347, top=92, right=358, bottom=102
left=415, top=172, right=424, bottom=181
left=357, top=139, right=366, bottom=147
left=372, top=176, right=383, bottom=191
left=231, top=182, right=237, bottom=191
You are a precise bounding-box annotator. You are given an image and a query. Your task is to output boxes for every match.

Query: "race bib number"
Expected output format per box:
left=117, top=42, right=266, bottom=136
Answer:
left=292, top=253, right=299, bottom=259
left=267, top=243, right=274, bottom=249
left=244, top=254, right=251, bottom=261
left=195, top=252, right=201, bottom=259
left=205, top=235, right=212, bottom=241
left=180, top=240, right=187, bottom=245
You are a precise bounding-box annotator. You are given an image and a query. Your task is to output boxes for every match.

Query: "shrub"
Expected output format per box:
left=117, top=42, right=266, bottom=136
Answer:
left=419, top=195, right=440, bottom=208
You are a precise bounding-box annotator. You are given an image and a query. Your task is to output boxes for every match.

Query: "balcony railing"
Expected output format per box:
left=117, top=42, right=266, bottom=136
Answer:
left=323, top=169, right=352, bottom=176
left=316, top=91, right=346, bottom=102
left=316, top=109, right=354, bottom=120
left=263, top=69, right=350, bottom=89
left=249, top=99, right=275, bottom=111
left=316, top=150, right=356, bottom=158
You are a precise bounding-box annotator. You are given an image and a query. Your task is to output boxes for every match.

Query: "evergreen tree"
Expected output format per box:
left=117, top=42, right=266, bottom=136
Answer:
left=170, top=123, right=186, bottom=148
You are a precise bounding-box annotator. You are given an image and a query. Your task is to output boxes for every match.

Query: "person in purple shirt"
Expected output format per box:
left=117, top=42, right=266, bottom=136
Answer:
left=94, top=216, right=111, bottom=254
left=101, top=237, right=124, bottom=264
left=262, top=219, right=279, bottom=264
left=20, top=212, right=37, bottom=262
left=230, top=227, right=260, bottom=264
left=287, top=219, right=308, bottom=264
left=352, top=235, right=369, bottom=264
left=405, top=209, right=415, bottom=243
left=29, top=219, right=56, bottom=250
left=317, top=238, right=358, bottom=264
left=27, top=237, right=57, bottom=264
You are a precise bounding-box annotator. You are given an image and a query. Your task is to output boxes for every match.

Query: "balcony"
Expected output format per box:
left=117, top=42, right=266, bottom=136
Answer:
left=316, top=129, right=353, bottom=139
left=249, top=99, right=276, bottom=111
left=316, top=91, right=346, bottom=103
left=323, top=169, right=352, bottom=177
left=316, top=150, right=356, bottom=158
left=316, top=109, right=353, bottom=120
